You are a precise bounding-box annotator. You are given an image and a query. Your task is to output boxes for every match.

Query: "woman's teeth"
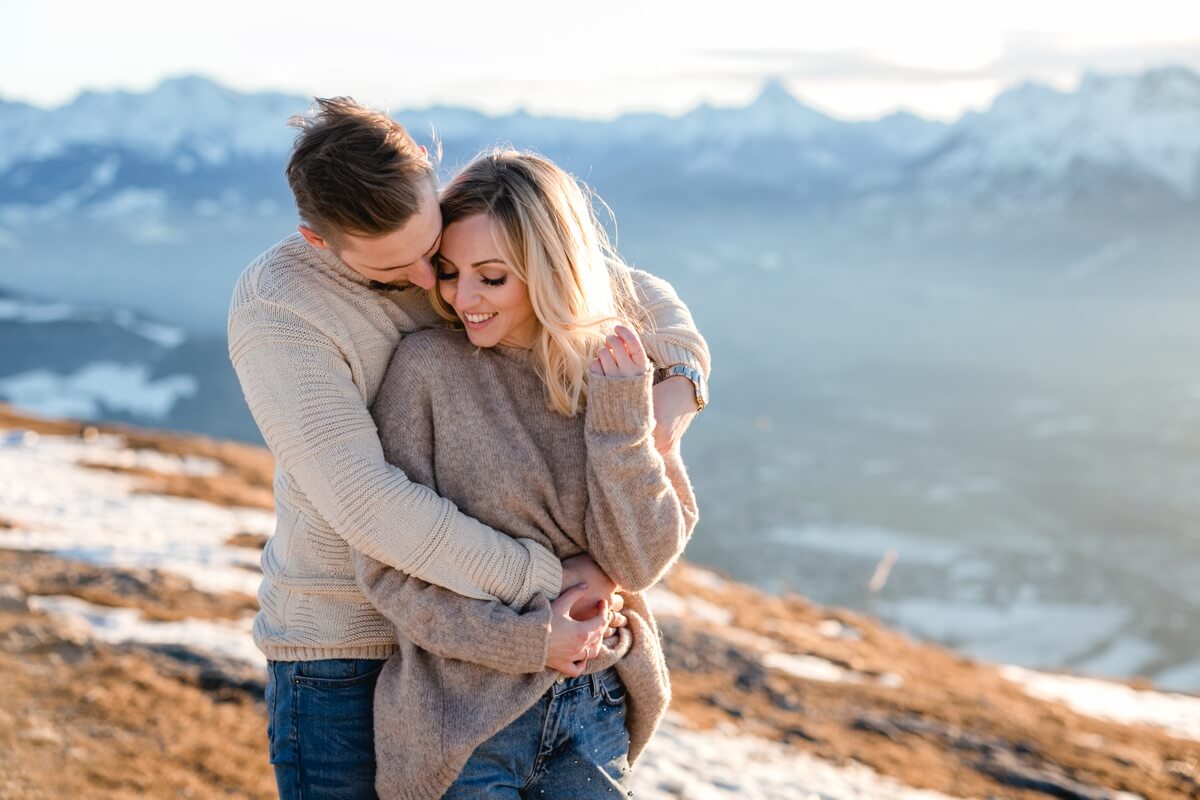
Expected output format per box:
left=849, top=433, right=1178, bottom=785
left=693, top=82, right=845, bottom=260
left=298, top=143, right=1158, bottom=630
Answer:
left=464, top=312, right=497, bottom=324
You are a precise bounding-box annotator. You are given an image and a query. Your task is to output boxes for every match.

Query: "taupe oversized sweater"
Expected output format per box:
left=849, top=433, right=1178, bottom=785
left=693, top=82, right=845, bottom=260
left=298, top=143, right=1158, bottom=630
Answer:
left=227, top=234, right=709, bottom=660
left=353, top=328, right=698, bottom=800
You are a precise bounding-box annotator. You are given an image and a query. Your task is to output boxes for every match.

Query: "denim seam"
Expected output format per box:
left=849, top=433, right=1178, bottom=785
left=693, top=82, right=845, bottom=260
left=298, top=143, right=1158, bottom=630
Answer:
left=291, top=665, right=307, bottom=800
left=521, top=695, right=558, bottom=791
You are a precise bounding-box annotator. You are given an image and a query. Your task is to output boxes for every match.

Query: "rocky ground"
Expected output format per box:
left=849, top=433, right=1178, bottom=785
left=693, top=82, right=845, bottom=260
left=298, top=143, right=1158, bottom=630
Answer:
left=1, top=407, right=1198, bottom=799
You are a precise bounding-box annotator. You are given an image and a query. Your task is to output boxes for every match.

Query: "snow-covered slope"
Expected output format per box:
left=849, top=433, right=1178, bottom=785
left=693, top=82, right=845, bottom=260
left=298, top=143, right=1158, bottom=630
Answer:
left=919, top=66, right=1200, bottom=200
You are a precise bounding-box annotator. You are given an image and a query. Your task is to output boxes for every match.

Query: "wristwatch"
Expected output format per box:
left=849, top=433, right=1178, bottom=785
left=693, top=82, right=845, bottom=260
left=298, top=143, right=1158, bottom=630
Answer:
left=654, top=363, right=709, bottom=412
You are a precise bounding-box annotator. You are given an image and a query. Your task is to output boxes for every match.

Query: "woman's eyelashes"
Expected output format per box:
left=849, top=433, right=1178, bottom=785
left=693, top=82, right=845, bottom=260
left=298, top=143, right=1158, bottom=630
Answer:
left=433, top=254, right=458, bottom=281
left=433, top=255, right=506, bottom=287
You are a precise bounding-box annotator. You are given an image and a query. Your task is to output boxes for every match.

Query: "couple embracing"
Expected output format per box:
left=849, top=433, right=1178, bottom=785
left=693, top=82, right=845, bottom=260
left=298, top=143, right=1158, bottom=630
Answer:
left=229, top=97, right=710, bottom=799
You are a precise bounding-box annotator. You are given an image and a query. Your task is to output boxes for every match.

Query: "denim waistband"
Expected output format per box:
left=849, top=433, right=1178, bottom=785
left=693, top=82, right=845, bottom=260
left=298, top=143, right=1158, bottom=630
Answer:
left=551, top=666, right=615, bottom=698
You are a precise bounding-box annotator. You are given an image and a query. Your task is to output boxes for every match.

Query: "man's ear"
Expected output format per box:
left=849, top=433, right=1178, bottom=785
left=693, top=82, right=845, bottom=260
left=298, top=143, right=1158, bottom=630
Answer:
left=298, top=225, right=329, bottom=250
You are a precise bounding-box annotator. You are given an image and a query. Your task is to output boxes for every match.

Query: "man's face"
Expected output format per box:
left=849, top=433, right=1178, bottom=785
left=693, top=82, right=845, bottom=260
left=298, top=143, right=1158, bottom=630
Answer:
left=299, top=180, right=442, bottom=290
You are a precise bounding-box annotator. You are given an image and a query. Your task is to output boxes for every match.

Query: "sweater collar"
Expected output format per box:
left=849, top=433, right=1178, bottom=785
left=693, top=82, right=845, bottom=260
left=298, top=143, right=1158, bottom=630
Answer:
left=305, top=236, right=378, bottom=289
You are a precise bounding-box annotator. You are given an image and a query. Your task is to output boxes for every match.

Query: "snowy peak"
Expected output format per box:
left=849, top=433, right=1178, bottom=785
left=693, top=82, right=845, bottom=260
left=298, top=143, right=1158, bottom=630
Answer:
left=921, top=65, right=1200, bottom=198
left=751, top=77, right=803, bottom=109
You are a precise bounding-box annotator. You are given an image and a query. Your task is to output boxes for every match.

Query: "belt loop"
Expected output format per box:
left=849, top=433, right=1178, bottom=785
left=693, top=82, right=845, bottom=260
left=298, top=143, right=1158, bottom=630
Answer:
left=590, top=670, right=601, bottom=697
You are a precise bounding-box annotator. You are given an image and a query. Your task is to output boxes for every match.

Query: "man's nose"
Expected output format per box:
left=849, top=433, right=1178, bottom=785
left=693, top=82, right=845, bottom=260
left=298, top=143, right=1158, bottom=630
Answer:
left=409, top=257, right=437, bottom=290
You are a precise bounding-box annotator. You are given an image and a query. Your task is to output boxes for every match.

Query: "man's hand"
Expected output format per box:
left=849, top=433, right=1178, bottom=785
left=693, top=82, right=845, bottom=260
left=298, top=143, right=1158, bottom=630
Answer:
left=651, top=375, right=698, bottom=455
left=561, top=553, right=618, bottom=616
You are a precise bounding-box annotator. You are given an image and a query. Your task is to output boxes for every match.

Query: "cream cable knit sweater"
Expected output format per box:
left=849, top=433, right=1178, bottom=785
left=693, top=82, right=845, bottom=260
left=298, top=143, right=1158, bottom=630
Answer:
left=354, top=329, right=699, bottom=800
left=228, top=234, right=709, bottom=661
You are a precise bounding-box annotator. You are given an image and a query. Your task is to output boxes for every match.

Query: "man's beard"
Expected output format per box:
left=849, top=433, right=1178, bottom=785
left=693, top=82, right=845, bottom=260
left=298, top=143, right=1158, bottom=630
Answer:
left=369, top=279, right=413, bottom=292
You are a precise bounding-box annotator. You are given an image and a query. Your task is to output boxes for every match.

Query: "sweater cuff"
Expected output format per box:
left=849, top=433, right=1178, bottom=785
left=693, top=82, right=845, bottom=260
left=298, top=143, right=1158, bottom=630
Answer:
left=495, top=598, right=553, bottom=674
left=519, top=538, right=564, bottom=604
left=650, top=338, right=709, bottom=382
left=586, top=371, right=654, bottom=436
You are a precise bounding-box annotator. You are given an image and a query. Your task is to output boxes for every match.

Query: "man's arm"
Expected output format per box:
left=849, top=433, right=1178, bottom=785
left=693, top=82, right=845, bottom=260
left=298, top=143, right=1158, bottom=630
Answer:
left=228, top=297, right=561, bottom=607
left=352, top=549, right=551, bottom=674
left=628, top=267, right=710, bottom=381
left=627, top=268, right=711, bottom=452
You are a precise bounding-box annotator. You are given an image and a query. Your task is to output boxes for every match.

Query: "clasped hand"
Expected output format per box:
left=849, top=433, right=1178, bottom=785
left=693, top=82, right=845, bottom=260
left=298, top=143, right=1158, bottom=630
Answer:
left=545, top=554, right=627, bottom=677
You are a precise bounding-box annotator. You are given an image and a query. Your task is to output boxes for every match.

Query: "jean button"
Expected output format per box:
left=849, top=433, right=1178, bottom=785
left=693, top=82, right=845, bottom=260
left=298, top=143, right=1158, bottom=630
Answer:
left=556, top=675, right=566, bottom=684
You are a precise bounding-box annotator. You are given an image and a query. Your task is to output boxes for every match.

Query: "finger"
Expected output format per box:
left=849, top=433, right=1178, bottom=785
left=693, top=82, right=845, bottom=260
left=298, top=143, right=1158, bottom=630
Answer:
left=589, top=357, right=605, bottom=376
left=614, top=325, right=648, bottom=372
left=609, top=611, right=628, bottom=629
left=607, top=334, right=636, bottom=374
left=559, top=660, right=584, bottom=678
left=598, top=348, right=619, bottom=376
left=609, top=593, right=624, bottom=614
left=551, top=583, right=589, bottom=615
left=580, top=611, right=609, bottom=640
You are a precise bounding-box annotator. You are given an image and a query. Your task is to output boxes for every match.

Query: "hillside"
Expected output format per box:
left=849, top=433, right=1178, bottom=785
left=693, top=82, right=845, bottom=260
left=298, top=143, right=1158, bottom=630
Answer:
left=1, top=405, right=1198, bottom=799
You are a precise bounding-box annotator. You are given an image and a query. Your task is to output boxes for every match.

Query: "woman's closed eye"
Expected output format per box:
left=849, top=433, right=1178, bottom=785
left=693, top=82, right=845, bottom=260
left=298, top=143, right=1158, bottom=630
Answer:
left=433, top=255, right=458, bottom=281
left=480, top=275, right=507, bottom=287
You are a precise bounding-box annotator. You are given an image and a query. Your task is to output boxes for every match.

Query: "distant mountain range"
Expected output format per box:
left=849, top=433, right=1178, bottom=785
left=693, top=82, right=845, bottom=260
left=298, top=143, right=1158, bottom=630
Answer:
left=1, top=66, right=1197, bottom=227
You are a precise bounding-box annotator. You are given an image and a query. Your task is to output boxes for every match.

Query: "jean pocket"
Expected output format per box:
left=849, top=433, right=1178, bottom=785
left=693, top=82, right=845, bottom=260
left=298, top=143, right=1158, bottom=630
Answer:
left=293, top=658, right=384, bottom=688
left=597, top=669, right=627, bottom=706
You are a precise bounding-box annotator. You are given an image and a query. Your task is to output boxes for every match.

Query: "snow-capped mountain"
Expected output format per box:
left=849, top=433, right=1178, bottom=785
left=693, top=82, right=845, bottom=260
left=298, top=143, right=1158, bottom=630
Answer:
left=3, top=66, right=1196, bottom=222
left=913, top=66, right=1200, bottom=202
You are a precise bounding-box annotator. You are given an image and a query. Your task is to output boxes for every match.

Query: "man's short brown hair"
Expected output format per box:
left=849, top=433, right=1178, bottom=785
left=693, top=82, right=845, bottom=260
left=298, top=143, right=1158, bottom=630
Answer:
left=286, top=97, right=435, bottom=242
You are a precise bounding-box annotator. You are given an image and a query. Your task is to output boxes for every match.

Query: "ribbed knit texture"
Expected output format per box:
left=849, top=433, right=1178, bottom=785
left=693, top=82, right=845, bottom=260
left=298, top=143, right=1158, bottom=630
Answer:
left=227, top=233, right=710, bottom=662
left=355, top=330, right=699, bottom=800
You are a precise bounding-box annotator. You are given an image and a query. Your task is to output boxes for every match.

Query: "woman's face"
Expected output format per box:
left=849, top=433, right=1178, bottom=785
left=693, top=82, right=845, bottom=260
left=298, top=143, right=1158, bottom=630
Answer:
left=436, top=213, right=538, bottom=349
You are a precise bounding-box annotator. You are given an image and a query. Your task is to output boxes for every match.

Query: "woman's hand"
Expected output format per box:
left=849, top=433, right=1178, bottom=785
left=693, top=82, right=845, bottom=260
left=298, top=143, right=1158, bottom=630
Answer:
left=546, top=584, right=610, bottom=677
left=590, top=325, right=649, bottom=378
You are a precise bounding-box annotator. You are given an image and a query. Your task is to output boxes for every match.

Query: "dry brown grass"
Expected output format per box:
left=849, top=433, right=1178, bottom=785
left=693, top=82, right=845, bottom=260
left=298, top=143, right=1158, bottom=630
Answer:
left=4, top=550, right=257, bottom=622
left=0, top=608, right=275, bottom=800
left=661, top=565, right=1200, bottom=800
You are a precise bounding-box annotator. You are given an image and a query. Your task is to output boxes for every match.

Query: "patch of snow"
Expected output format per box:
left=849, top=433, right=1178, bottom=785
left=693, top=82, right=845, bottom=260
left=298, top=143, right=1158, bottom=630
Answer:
left=0, top=363, right=197, bottom=420
left=86, top=188, right=168, bottom=219
left=1001, top=665, right=1200, bottom=742
left=75, top=435, right=221, bottom=476
left=680, top=566, right=729, bottom=592
left=635, top=714, right=958, bottom=800
left=0, top=295, right=186, bottom=348
left=28, top=594, right=262, bottom=666
left=0, top=431, right=271, bottom=596
left=817, top=619, right=863, bottom=641
left=884, top=596, right=1130, bottom=669
left=763, top=652, right=864, bottom=684
left=0, top=297, right=77, bottom=323
left=647, top=586, right=733, bottom=626
left=770, top=524, right=962, bottom=566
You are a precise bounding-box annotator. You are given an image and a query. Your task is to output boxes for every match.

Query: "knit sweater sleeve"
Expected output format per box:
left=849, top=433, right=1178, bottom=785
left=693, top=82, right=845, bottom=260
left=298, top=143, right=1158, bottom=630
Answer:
left=628, top=267, right=711, bottom=380
left=352, top=331, right=554, bottom=673
left=582, top=371, right=700, bottom=592
left=227, top=297, right=562, bottom=607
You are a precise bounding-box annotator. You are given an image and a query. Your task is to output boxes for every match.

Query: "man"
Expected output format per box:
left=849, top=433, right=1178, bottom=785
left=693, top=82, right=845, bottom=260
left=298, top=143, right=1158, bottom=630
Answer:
left=228, top=97, right=710, bottom=799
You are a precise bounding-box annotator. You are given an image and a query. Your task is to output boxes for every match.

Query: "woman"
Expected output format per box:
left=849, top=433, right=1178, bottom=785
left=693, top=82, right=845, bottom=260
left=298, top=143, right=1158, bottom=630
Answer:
left=352, top=149, right=698, bottom=799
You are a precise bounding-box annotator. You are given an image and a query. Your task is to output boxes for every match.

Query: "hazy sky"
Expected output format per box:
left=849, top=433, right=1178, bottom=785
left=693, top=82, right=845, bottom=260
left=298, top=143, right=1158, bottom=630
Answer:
left=3, top=0, right=1199, bottom=120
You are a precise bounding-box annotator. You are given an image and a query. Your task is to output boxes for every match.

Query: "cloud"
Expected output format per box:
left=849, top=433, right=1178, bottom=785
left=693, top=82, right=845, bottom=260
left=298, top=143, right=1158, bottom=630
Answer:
left=695, top=34, right=1200, bottom=85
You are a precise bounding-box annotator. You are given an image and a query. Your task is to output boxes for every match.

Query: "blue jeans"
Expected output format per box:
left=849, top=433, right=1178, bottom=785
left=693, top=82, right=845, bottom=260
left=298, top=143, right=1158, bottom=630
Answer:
left=266, top=658, right=386, bottom=800
left=443, top=667, right=632, bottom=799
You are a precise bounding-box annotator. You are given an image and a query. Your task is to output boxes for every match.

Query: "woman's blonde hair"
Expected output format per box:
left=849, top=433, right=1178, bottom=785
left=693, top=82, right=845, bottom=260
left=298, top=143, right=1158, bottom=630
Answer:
left=434, top=149, right=640, bottom=416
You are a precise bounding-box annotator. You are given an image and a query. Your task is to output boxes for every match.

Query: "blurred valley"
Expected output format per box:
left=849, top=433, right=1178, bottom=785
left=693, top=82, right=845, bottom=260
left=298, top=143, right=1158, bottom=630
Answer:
left=2, top=68, right=1200, bottom=689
